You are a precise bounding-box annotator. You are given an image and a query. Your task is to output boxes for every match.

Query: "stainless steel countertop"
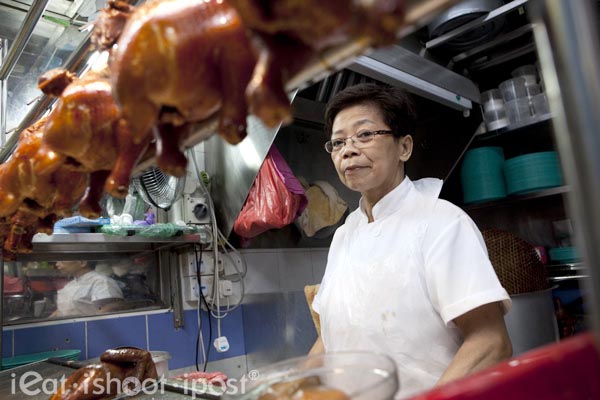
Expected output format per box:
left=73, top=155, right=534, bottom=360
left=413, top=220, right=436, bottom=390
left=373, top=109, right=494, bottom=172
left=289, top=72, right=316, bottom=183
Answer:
left=0, top=361, right=209, bottom=399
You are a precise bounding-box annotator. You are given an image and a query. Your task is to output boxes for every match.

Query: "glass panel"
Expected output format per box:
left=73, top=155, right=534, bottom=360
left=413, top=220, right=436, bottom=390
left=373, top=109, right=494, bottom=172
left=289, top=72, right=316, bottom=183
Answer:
left=5, top=23, right=87, bottom=132
left=3, top=254, right=166, bottom=324
left=0, top=0, right=96, bottom=134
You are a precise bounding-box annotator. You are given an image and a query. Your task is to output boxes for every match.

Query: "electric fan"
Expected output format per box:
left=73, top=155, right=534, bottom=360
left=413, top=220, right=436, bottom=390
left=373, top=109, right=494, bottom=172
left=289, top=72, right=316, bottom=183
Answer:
left=133, top=166, right=186, bottom=210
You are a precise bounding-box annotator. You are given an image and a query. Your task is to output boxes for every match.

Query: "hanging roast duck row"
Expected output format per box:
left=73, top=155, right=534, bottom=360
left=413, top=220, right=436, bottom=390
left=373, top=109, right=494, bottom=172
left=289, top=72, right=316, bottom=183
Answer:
left=0, top=0, right=406, bottom=260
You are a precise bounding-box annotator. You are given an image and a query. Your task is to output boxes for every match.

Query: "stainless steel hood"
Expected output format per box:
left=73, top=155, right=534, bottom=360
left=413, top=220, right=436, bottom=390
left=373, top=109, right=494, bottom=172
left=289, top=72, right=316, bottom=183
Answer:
left=348, top=44, right=480, bottom=111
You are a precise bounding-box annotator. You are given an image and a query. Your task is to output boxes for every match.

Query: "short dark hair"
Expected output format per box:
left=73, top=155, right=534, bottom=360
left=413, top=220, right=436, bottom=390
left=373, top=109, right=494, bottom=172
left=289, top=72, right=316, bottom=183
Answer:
left=324, top=83, right=417, bottom=138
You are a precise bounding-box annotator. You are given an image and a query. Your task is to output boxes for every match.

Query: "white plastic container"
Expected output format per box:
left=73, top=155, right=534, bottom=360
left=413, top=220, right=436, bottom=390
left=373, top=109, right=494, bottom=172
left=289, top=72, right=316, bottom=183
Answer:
left=500, top=77, right=528, bottom=102
left=531, top=93, right=550, bottom=116
left=481, top=89, right=509, bottom=130
left=151, top=351, right=171, bottom=377
left=512, top=65, right=538, bottom=86
left=484, top=108, right=509, bottom=131
left=525, top=83, right=542, bottom=99
left=505, top=98, right=531, bottom=124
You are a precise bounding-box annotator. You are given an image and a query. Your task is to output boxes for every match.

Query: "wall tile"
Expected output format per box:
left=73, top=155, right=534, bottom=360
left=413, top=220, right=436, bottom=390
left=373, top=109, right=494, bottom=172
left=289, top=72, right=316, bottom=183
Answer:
left=13, top=322, right=85, bottom=357
left=148, top=311, right=199, bottom=370
left=148, top=308, right=245, bottom=371
left=87, top=315, right=147, bottom=358
left=204, top=307, right=245, bottom=363
left=2, top=330, right=12, bottom=358
left=278, top=250, right=313, bottom=292
left=310, top=249, right=329, bottom=284
left=242, top=251, right=280, bottom=294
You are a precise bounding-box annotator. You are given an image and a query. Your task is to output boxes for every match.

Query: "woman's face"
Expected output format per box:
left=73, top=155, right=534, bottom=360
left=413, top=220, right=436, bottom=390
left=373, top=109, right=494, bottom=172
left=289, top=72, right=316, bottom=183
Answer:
left=330, top=103, right=412, bottom=200
left=56, top=260, right=86, bottom=276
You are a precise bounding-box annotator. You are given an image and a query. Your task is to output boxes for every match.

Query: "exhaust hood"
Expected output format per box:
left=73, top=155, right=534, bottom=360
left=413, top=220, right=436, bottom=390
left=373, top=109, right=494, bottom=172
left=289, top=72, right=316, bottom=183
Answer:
left=348, top=45, right=480, bottom=111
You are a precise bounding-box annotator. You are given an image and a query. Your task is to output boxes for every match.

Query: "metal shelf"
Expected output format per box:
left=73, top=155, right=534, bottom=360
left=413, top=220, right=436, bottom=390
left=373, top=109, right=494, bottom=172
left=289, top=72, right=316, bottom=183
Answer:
left=475, top=113, right=553, bottom=141
left=463, top=185, right=569, bottom=211
left=426, top=0, right=529, bottom=50
left=7, top=232, right=207, bottom=261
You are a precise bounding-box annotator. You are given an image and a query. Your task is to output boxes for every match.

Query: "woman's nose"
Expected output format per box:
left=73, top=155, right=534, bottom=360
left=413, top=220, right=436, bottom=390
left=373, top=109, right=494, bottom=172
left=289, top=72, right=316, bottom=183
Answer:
left=340, top=140, right=360, bottom=157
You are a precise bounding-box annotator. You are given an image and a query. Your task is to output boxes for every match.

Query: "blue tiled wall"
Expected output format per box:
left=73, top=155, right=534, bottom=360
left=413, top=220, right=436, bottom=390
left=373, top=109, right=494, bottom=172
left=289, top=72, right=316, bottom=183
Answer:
left=14, top=322, right=86, bottom=356
left=3, top=308, right=245, bottom=368
left=148, top=308, right=245, bottom=370
left=87, top=315, right=147, bottom=358
left=2, top=330, right=12, bottom=358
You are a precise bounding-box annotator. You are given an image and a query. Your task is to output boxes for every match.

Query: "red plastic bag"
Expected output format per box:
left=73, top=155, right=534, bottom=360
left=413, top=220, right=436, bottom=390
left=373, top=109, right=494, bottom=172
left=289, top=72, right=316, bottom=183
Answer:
left=234, top=147, right=306, bottom=238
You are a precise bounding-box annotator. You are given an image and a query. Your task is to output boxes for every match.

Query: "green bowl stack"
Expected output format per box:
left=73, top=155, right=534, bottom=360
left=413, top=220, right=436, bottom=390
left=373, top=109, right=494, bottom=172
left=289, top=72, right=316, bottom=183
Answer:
left=461, top=147, right=507, bottom=204
left=548, top=247, right=579, bottom=264
left=504, top=151, right=563, bottom=195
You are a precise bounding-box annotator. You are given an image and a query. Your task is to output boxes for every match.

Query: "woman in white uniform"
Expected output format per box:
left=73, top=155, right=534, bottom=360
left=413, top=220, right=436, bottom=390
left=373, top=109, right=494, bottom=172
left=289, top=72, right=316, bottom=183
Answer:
left=52, top=260, right=124, bottom=317
left=311, top=83, right=513, bottom=398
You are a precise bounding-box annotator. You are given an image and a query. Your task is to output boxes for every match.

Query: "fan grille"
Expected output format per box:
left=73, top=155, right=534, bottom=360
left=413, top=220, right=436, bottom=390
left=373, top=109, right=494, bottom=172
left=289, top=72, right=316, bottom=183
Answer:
left=134, top=167, right=185, bottom=210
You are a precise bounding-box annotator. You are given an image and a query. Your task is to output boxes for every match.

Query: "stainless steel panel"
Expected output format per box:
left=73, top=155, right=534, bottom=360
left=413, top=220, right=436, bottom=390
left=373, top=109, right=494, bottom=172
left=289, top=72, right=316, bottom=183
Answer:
left=1, top=38, right=7, bottom=145
left=530, top=0, right=600, bottom=340
left=349, top=50, right=477, bottom=110
left=426, top=0, right=529, bottom=49
left=204, top=115, right=283, bottom=238
left=504, top=289, right=559, bottom=355
left=243, top=292, right=317, bottom=372
left=0, top=0, right=50, bottom=80
left=0, top=361, right=197, bottom=399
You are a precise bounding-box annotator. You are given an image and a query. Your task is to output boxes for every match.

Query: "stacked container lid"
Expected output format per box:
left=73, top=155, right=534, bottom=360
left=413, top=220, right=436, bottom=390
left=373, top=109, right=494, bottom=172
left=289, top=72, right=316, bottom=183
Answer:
left=461, top=147, right=506, bottom=203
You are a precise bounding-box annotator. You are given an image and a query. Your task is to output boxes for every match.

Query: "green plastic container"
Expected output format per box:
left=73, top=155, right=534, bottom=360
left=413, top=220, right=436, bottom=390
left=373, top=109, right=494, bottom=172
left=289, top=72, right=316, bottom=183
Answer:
left=1, top=349, right=81, bottom=370
left=504, top=151, right=563, bottom=195
left=461, top=147, right=507, bottom=204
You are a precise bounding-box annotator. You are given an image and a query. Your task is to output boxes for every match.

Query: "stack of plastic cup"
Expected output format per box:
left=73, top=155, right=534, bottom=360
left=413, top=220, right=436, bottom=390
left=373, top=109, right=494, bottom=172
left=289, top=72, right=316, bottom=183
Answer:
left=512, top=65, right=550, bottom=119
left=481, top=89, right=509, bottom=131
left=500, top=77, right=530, bottom=125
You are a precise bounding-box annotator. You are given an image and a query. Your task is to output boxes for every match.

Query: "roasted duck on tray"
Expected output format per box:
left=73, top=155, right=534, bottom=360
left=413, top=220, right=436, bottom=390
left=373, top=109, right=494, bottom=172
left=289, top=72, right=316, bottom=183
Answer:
left=50, top=347, right=158, bottom=400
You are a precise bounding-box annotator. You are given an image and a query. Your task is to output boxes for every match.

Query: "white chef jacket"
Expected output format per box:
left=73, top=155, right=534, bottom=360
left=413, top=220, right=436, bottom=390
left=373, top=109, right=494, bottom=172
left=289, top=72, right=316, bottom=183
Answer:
left=312, top=177, right=511, bottom=398
left=56, top=270, right=123, bottom=316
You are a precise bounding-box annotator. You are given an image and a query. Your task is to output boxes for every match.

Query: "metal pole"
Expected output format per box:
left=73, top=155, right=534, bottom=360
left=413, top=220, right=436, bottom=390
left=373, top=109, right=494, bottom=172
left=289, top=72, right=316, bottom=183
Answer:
left=0, top=0, right=50, bottom=81
left=0, top=39, right=7, bottom=146
left=529, top=0, right=600, bottom=341
left=0, top=255, right=3, bottom=370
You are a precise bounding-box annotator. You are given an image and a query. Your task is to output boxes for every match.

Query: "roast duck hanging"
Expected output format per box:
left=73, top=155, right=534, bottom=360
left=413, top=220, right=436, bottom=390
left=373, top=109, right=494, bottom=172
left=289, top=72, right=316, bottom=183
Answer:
left=0, top=118, right=87, bottom=260
left=0, top=0, right=406, bottom=258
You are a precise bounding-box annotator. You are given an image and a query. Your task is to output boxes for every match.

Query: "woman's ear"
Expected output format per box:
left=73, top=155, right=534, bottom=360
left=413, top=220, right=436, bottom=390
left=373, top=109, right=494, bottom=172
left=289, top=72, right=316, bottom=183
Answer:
left=399, top=135, right=413, bottom=162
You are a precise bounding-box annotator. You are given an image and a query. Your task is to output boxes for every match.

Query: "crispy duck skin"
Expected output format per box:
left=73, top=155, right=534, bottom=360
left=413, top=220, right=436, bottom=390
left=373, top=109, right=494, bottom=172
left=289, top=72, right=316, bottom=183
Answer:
left=0, top=115, right=86, bottom=257
left=226, top=0, right=406, bottom=47
left=226, top=0, right=406, bottom=125
left=2, top=169, right=86, bottom=259
left=38, top=68, right=151, bottom=209
left=50, top=348, right=158, bottom=400
left=92, top=0, right=135, bottom=51
left=106, top=0, right=280, bottom=176
left=0, top=117, right=65, bottom=219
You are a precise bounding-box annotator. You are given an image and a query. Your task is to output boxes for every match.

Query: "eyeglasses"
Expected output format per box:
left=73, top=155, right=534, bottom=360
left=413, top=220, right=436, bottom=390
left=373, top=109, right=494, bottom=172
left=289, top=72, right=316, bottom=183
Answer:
left=324, top=130, right=393, bottom=153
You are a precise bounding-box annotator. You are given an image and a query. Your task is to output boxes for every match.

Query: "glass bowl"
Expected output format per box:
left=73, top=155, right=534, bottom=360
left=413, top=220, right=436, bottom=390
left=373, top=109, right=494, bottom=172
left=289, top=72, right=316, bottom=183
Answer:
left=224, top=352, right=399, bottom=400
